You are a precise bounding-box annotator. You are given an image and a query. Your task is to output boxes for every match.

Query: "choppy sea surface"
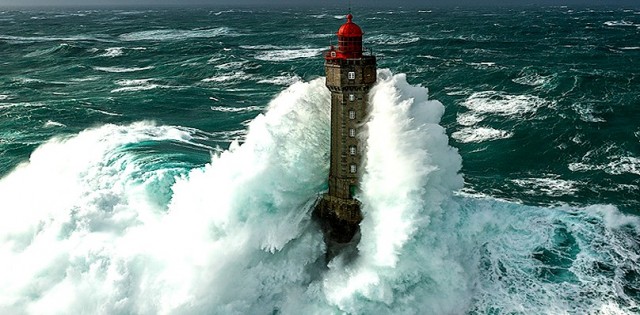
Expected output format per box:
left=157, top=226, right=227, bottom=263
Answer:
left=0, top=6, right=639, bottom=314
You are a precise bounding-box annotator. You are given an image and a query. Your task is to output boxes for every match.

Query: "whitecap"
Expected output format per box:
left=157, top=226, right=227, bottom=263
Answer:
left=418, top=54, right=441, bottom=60
left=0, top=94, right=9, bottom=101
left=469, top=61, right=497, bottom=69
left=257, top=75, right=301, bottom=86
left=452, top=127, right=513, bottom=143
left=111, top=84, right=159, bottom=93
left=114, top=78, right=154, bottom=86
left=512, top=72, right=554, bottom=86
left=511, top=176, right=579, bottom=197
left=603, top=20, right=634, bottom=27
left=86, top=108, right=122, bottom=116
left=571, top=102, right=606, bottom=123
left=212, top=9, right=235, bottom=16
left=569, top=156, right=640, bottom=176
left=112, top=78, right=158, bottom=93
left=110, top=79, right=181, bottom=93
left=0, top=34, right=112, bottom=43
left=201, top=71, right=250, bottom=83
left=461, top=91, right=554, bottom=117
left=94, top=66, right=154, bottom=73
left=119, top=27, right=233, bottom=41
left=254, top=48, right=324, bottom=61
left=100, top=47, right=124, bottom=57
left=368, top=33, right=420, bottom=45
left=214, top=60, right=248, bottom=70
left=70, top=76, right=101, bottom=82
left=209, top=106, right=263, bottom=113
left=302, top=33, right=333, bottom=39
left=43, top=120, right=67, bottom=128
left=456, top=112, right=484, bottom=126
left=240, top=44, right=281, bottom=50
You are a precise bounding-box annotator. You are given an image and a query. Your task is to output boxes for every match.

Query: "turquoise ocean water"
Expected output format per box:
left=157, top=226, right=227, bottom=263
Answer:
left=0, top=6, right=639, bottom=314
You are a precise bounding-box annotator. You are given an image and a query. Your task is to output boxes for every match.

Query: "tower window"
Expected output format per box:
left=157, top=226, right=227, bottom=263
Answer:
left=348, top=72, right=355, bottom=80
left=349, top=128, right=355, bottom=137
left=349, top=94, right=355, bottom=101
left=349, top=146, right=357, bottom=155
left=350, top=164, right=357, bottom=173
left=349, top=110, right=355, bottom=120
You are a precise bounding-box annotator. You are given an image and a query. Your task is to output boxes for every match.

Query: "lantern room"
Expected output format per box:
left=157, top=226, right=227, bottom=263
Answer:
left=326, top=14, right=364, bottom=60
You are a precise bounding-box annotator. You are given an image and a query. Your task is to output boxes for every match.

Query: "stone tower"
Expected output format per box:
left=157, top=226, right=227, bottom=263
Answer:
left=315, top=13, right=377, bottom=246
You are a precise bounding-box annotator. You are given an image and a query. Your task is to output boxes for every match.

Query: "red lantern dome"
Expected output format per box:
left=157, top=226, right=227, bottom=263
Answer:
left=337, top=14, right=363, bottom=37
left=326, top=13, right=364, bottom=60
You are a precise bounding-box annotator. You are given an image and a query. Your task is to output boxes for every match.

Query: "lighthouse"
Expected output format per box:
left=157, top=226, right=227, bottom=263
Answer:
left=314, top=13, right=377, bottom=251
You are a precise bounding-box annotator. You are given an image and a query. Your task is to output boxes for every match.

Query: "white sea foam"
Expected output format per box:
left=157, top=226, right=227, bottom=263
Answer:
left=0, top=34, right=112, bottom=43
left=455, top=91, right=552, bottom=139
left=257, top=74, right=301, bottom=86
left=462, top=91, right=553, bottom=117
left=201, top=71, right=250, bottom=83
left=43, top=120, right=66, bottom=128
left=571, top=102, right=606, bottom=123
left=511, top=176, right=579, bottom=197
left=304, top=33, right=334, bottom=39
left=254, top=48, right=325, bottom=61
left=111, top=78, right=165, bottom=93
left=213, top=60, right=247, bottom=70
left=368, top=33, right=420, bottom=45
left=119, top=27, right=233, bottom=41
left=114, top=78, right=153, bottom=86
left=0, top=102, right=46, bottom=110
left=469, top=61, right=497, bottom=69
left=212, top=9, right=235, bottom=15
left=70, top=76, right=101, bottom=82
left=513, top=71, right=555, bottom=86
left=100, top=47, right=124, bottom=57
left=86, top=108, right=122, bottom=116
left=604, top=20, right=635, bottom=27
left=239, top=44, right=281, bottom=50
left=452, top=127, right=514, bottom=143
left=322, top=70, right=469, bottom=313
left=209, top=105, right=263, bottom=113
left=94, top=66, right=154, bottom=73
left=0, top=72, right=637, bottom=314
left=569, top=156, right=640, bottom=176
left=456, top=112, right=484, bottom=126
left=418, top=54, right=441, bottom=60
left=0, top=94, right=9, bottom=100
left=111, top=85, right=159, bottom=93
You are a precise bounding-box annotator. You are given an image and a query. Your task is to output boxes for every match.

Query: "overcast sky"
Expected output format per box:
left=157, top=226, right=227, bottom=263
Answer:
left=0, top=0, right=637, bottom=7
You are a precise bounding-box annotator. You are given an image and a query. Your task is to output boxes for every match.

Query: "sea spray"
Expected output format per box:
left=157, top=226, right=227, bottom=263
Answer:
left=0, top=78, right=332, bottom=314
left=0, top=71, right=639, bottom=314
left=0, top=122, right=196, bottom=313
left=322, top=69, right=469, bottom=313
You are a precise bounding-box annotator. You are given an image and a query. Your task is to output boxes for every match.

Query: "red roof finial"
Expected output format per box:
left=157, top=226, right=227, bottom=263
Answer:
left=346, top=13, right=353, bottom=23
